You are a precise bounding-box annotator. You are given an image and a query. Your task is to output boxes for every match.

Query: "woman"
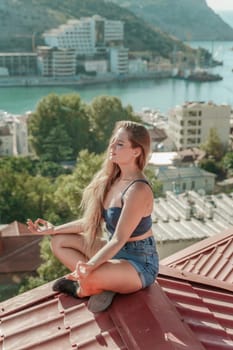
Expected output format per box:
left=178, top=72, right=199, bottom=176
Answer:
left=27, top=120, right=159, bottom=312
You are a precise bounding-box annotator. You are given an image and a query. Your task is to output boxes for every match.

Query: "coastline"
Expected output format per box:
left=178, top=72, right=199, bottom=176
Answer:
left=0, top=71, right=172, bottom=88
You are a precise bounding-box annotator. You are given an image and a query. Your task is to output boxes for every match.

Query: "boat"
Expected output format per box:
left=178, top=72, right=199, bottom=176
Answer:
left=173, top=68, right=223, bottom=82
left=186, top=70, right=223, bottom=82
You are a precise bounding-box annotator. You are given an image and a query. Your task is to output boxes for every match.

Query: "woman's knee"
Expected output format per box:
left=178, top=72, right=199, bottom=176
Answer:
left=50, top=233, right=86, bottom=256
left=50, top=234, right=65, bottom=254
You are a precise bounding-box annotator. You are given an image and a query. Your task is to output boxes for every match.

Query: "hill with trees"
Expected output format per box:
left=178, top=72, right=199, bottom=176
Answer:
left=0, top=0, right=192, bottom=58
left=107, top=0, right=233, bottom=41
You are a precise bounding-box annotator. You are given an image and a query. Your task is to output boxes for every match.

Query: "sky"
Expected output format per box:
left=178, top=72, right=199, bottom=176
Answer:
left=206, top=0, right=233, bottom=11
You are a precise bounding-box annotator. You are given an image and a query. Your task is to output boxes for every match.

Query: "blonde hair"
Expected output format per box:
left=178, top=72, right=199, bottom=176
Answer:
left=81, top=120, right=151, bottom=253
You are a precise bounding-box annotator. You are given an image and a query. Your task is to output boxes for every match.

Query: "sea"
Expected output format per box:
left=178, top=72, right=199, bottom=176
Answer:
left=0, top=11, right=233, bottom=115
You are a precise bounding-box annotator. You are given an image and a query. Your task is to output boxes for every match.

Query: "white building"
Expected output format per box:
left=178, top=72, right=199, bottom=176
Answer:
left=155, top=166, right=216, bottom=194
left=0, top=111, right=28, bottom=156
left=104, top=18, right=124, bottom=44
left=37, top=47, right=76, bottom=77
left=109, top=47, right=129, bottom=75
left=128, top=58, right=147, bottom=74
left=43, top=15, right=124, bottom=57
left=84, top=59, right=108, bottom=74
left=168, top=101, right=231, bottom=150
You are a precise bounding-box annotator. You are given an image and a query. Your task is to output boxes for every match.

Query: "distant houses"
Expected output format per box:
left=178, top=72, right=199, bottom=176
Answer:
left=155, top=166, right=216, bottom=194
left=0, top=14, right=174, bottom=80
left=0, top=111, right=29, bottom=156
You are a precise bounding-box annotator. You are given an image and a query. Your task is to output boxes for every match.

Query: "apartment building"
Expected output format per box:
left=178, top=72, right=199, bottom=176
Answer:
left=43, top=15, right=124, bottom=57
left=0, top=53, right=38, bottom=76
left=37, top=46, right=76, bottom=77
left=104, top=19, right=124, bottom=45
left=0, top=111, right=28, bottom=156
left=109, top=47, right=129, bottom=75
left=43, top=20, right=95, bottom=57
left=168, top=101, right=231, bottom=150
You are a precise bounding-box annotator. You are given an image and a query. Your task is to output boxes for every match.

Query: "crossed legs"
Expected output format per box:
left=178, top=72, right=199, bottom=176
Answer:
left=50, top=233, right=142, bottom=296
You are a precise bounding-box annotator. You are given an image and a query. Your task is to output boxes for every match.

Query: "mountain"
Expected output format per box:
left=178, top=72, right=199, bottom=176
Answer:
left=0, top=0, right=192, bottom=58
left=106, top=0, right=233, bottom=41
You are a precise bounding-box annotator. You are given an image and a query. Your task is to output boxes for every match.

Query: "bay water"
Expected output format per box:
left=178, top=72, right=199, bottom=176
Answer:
left=0, top=41, right=233, bottom=115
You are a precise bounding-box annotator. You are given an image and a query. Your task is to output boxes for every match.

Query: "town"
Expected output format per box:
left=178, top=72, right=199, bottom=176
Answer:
left=0, top=7, right=233, bottom=350
left=0, top=15, right=220, bottom=87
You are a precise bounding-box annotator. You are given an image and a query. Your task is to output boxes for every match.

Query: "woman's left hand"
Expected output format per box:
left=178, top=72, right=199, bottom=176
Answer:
left=67, top=261, right=95, bottom=281
left=76, top=261, right=95, bottom=279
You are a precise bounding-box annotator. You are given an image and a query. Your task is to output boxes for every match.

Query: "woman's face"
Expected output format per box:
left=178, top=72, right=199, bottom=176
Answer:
left=109, top=128, right=138, bottom=165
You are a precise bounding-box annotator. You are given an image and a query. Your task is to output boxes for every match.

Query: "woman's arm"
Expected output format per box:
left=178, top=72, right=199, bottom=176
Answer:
left=27, top=218, right=85, bottom=235
left=76, top=182, right=153, bottom=276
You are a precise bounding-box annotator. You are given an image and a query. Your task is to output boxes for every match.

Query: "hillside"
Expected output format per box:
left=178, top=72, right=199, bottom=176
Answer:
left=107, top=0, right=233, bottom=41
left=0, top=0, right=192, bottom=58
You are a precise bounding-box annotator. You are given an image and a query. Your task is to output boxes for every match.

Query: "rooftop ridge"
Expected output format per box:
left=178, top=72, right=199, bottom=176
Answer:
left=159, top=265, right=233, bottom=293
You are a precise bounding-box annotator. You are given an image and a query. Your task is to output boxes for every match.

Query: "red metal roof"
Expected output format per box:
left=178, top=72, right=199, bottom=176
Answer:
left=0, top=221, right=31, bottom=236
left=0, top=221, right=43, bottom=274
left=0, top=280, right=209, bottom=350
left=160, top=227, right=233, bottom=289
left=0, top=236, right=42, bottom=273
left=0, top=230, right=232, bottom=350
left=158, top=272, right=233, bottom=350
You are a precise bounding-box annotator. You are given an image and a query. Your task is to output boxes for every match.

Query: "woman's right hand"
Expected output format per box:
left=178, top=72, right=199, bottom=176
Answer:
left=27, top=218, right=54, bottom=235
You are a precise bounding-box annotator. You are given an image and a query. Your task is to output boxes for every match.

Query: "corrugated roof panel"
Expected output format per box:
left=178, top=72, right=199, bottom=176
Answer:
left=0, top=280, right=209, bottom=350
left=0, top=290, right=125, bottom=350
left=1, top=230, right=232, bottom=350
left=158, top=277, right=233, bottom=350
left=160, top=229, right=233, bottom=286
left=152, top=191, right=233, bottom=243
left=0, top=236, right=42, bottom=273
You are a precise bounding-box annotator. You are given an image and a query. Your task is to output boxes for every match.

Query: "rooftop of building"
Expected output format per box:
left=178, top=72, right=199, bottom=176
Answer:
left=149, top=152, right=177, bottom=166
left=152, top=191, right=233, bottom=243
left=0, top=221, right=43, bottom=274
left=155, top=166, right=216, bottom=180
left=0, top=229, right=232, bottom=350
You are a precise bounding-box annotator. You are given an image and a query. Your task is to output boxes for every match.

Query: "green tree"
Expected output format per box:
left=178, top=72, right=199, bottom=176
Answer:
left=0, top=156, right=70, bottom=178
left=222, top=152, right=233, bottom=176
left=200, top=128, right=225, bottom=161
left=35, top=160, right=72, bottom=178
left=0, top=156, right=38, bottom=175
left=199, top=158, right=225, bottom=180
left=54, top=150, right=104, bottom=220
left=41, top=124, right=73, bottom=162
left=89, top=95, right=140, bottom=153
left=19, top=150, right=104, bottom=293
left=28, top=93, right=90, bottom=161
left=0, top=168, right=55, bottom=223
left=145, top=165, right=163, bottom=197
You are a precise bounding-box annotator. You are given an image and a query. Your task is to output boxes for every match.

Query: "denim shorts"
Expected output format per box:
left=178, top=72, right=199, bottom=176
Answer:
left=113, top=236, right=159, bottom=288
